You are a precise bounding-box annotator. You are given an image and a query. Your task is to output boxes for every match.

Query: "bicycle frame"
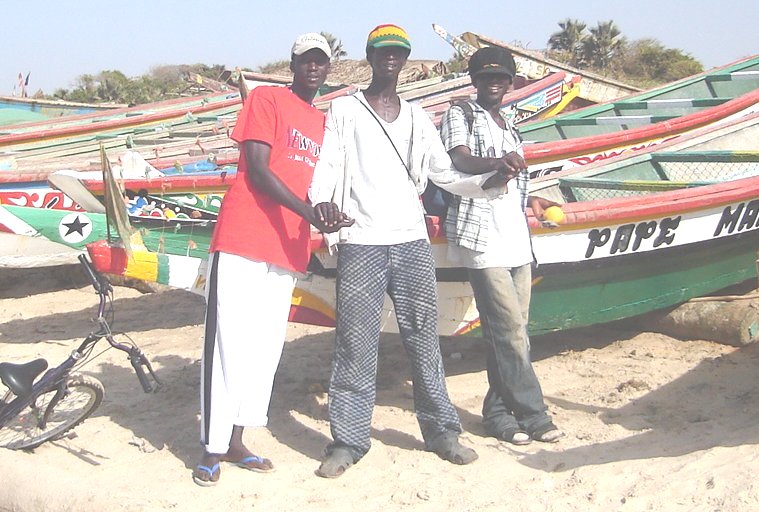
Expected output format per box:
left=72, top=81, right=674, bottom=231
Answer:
left=0, top=255, right=160, bottom=431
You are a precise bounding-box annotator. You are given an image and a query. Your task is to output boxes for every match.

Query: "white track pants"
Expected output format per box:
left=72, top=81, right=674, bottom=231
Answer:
left=199, top=251, right=296, bottom=454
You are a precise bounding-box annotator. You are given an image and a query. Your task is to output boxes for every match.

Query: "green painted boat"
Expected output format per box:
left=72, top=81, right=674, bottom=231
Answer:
left=80, top=122, right=759, bottom=337
left=82, top=144, right=759, bottom=336
left=435, top=29, right=759, bottom=177
left=0, top=95, right=124, bottom=126
left=520, top=71, right=759, bottom=145
left=46, top=55, right=759, bottom=218
left=0, top=204, right=214, bottom=266
left=516, top=54, right=759, bottom=176
left=0, top=92, right=239, bottom=140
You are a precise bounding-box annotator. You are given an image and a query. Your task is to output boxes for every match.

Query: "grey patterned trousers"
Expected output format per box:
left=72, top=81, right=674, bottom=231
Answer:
left=326, top=239, right=462, bottom=460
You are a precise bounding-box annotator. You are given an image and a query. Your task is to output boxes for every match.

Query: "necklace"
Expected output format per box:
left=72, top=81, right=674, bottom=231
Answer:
left=485, top=110, right=507, bottom=157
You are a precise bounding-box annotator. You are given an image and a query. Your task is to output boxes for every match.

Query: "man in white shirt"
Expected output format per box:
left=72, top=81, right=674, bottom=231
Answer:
left=309, top=24, right=499, bottom=478
left=439, top=46, right=564, bottom=445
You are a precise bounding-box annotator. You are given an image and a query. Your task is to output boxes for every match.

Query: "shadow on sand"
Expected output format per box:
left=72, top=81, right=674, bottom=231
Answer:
left=7, top=280, right=759, bottom=475
left=519, top=338, right=759, bottom=472
left=0, top=289, right=206, bottom=344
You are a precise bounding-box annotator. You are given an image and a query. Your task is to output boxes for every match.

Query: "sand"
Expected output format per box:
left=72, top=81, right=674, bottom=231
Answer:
left=1, top=265, right=758, bottom=512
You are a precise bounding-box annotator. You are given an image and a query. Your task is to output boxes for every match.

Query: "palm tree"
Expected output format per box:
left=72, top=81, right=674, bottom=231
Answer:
left=320, top=31, right=347, bottom=62
left=547, top=18, right=587, bottom=67
left=583, top=20, right=624, bottom=71
left=94, top=71, right=130, bottom=102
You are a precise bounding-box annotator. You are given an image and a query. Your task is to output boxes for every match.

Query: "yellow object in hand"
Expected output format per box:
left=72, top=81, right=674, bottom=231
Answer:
left=543, top=205, right=565, bottom=224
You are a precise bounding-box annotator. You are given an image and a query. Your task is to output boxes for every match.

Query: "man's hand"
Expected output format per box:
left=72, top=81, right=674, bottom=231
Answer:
left=495, top=151, right=527, bottom=179
left=481, top=172, right=509, bottom=190
left=529, top=196, right=560, bottom=219
left=312, top=202, right=354, bottom=233
left=529, top=196, right=562, bottom=228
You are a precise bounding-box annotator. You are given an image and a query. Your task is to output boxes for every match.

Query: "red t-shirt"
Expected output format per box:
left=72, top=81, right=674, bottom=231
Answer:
left=209, top=86, right=325, bottom=273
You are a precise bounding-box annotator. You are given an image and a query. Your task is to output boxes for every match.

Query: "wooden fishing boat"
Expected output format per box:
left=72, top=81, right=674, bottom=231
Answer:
left=0, top=102, right=239, bottom=219
left=523, top=86, right=759, bottom=179
left=0, top=95, right=242, bottom=210
left=518, top=51, right=759, bottom=137
left=82, top=149, right=759, bottom=336
left=433, top=25, right=759, bottom=176
left=79, top=110, right=759, bottom=336
left=0, top=103, right=241, bottom=169
left=432, top=23, right=640, bottom=105
left=503, top=50, right=759, bottom=176
left=0, top=95, right=125, bottom=126
left=1, top=147, right=235, bottom=214
left=47, top=165, right=237, bottom=211
left=0, top=203, right=214, bottom=267
left=41, top=71, right=574, bottom=214
left=528, top=109, right=759, bottom=198
left=0, top=91, right=239, bottom=139
left=59, top=84, right=759, bottom=218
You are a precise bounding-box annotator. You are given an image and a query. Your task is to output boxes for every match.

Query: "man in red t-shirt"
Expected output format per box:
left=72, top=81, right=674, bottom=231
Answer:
left=192, top=33, right=352, bottom=487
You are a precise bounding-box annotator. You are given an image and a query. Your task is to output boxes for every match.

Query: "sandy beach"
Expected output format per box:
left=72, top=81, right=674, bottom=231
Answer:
left=1, top=264, right=758, bottom=512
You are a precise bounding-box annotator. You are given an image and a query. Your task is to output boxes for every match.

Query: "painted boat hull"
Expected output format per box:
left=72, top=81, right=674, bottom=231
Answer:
left=530, top=231, right=757, bottom=334
left=49, top=68, right=759, bottom=208
left=0, top=95, right=123, bottom=123
left=0, top=205, right=214, bottom=261
left=81, top=170, right=759, bottom=336
left=50, top=118, right=759, bottom=334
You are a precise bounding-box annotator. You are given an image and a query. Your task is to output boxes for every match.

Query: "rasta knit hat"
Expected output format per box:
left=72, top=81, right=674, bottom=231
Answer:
left=366, top=24, right=411, bottom=51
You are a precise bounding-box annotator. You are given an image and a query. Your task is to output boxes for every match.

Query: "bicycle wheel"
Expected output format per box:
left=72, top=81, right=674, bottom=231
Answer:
left=0, top=374, right=104, bottom=450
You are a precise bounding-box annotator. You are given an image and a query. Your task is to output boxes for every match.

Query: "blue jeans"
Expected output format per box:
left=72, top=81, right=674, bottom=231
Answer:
left=468, top=263, right=552, bottom=435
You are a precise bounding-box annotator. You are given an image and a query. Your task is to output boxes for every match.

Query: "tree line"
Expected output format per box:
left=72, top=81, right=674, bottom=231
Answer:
left=544, top=19, right=702, bottom=87
left=50, top=23, right=701, bottom=104
left=51, top=64, right=227, bottom=105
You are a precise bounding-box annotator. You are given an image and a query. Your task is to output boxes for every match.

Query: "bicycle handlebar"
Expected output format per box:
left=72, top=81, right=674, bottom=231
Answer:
left=77, top=255, right=160, bottom=393
left=129, top=350, right=161, bottom=393
left=130, top=357, right=153, bottom=393
left=78, top=254, right=111, bottom=294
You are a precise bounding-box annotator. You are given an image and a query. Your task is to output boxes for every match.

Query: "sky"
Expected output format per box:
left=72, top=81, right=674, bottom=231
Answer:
left=3, top=0, right=758, bottom=95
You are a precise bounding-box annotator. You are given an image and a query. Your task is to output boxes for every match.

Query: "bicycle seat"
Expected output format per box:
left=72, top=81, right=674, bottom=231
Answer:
left=0, top=359, right=48, bottom=398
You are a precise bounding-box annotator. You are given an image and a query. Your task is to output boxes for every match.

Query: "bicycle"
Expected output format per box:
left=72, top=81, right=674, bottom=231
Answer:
left=0, top=254, right=161, bottom=450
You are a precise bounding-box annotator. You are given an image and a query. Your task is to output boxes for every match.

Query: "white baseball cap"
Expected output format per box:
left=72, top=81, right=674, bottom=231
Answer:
left=291, top=33, right=332, bottom=59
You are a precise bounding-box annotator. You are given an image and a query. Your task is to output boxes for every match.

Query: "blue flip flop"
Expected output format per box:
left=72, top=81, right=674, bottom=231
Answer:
left=232, top=455, right=275, bottom=473
left=192, top=462, right=220, bottom=487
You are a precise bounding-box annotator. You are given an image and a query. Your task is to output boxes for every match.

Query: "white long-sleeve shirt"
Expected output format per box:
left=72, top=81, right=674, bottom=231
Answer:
left=309, top=92, right=504, bottom=250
